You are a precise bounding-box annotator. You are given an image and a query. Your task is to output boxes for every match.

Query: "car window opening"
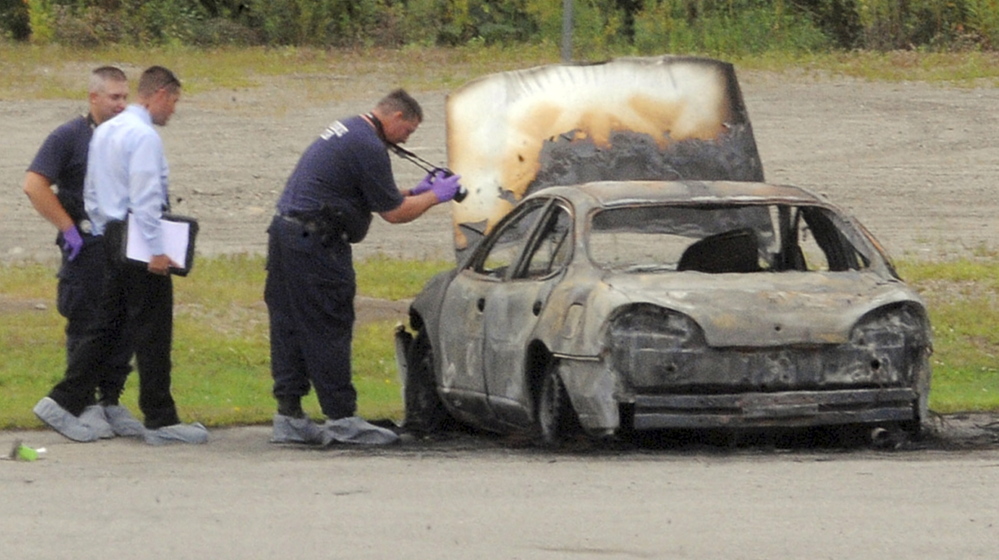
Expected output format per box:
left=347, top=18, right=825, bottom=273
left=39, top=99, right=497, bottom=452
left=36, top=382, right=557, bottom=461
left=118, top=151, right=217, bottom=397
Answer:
left=588, top=203, right=869, bottom=274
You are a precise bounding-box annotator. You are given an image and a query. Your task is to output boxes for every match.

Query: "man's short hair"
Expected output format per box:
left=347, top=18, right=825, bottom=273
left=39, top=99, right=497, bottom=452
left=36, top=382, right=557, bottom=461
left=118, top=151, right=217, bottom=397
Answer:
left=89, top=66, right=127, bottom=94
left=137, top=66, right=181, bottom=98
left=377, top=89, right=423, bottom=122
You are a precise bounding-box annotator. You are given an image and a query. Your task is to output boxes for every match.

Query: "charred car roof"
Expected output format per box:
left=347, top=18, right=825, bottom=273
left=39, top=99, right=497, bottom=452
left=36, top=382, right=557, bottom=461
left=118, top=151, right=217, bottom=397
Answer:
left=530, top=180, right=830, bottom=207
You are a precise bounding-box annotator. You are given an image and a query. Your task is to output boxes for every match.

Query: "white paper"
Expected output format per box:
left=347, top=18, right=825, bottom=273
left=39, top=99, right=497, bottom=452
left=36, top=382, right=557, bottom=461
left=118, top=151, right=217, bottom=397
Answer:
left=125, top=217, right=190, bottom=269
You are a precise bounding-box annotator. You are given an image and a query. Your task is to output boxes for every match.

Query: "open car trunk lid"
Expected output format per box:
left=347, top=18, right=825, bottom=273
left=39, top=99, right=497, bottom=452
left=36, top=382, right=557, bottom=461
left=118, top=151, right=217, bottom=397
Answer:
left=445, top=55, right=764, bottom=259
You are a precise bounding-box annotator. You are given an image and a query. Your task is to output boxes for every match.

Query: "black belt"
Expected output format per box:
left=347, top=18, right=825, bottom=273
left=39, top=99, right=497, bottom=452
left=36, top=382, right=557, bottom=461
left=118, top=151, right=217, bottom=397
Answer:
left=276, top=213, right=348, bottom=244
left=277, top=213, right=319, bottom=232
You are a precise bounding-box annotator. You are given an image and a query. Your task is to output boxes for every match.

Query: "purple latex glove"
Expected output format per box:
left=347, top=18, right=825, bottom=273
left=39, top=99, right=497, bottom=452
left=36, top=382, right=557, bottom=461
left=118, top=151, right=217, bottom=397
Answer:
left=431, top=173, right=463, bottom=203
left=61, top=225, right=83, bottom=262
left=412, top=170, right=445, bottom=196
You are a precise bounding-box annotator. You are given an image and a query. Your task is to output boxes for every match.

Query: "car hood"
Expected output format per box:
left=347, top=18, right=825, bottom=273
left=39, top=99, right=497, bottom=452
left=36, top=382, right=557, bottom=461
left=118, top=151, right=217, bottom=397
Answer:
left=601, top=271, right=922, bottom=347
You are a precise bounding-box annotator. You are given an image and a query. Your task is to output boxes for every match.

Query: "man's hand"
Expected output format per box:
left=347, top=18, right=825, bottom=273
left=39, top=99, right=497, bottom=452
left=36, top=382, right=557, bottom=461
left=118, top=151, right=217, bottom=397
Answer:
left=61, top=225, right=84, bottom=261
left=148, top=254, right=177, bottom=276
left=411, top=170, right=444, bottom=196
left=431, top=173, right=463, bottom=203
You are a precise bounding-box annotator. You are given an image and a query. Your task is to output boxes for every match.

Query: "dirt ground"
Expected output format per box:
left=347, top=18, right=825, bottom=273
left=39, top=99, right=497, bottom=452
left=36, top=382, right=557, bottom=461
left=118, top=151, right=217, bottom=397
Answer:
left=2, top=69, right=999, bottom=558
left=3, top=70, right=999, bottom=265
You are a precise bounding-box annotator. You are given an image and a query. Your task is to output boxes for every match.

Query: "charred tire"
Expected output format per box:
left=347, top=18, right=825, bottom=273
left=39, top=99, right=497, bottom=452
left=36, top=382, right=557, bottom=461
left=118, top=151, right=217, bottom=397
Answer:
left=536, top=361, right=582, bottom=448
left=403, top=329, right=453, bottom=436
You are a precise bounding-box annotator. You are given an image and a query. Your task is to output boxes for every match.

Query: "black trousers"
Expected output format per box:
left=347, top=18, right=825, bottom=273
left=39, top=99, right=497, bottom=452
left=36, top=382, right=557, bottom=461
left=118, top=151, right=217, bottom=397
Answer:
left=55, top=233, right=133, bottom=406
left=48, top=238, right=180, bottom=428
left=264, top=215, right=357, bottom=420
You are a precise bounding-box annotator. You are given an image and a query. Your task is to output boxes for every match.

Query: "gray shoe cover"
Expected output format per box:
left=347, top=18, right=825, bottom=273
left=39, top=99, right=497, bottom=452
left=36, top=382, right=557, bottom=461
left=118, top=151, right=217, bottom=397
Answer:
left=103, top=405, right=146, bottom=437
left=32, top=397, right=97, bottom=443
left=79, top=405, right=115, bottom=439
left=271, top=414, right=325, bottom=444
left=144, top=422, right=209, bottom=446
left=322, top=416, right=400, bottom=446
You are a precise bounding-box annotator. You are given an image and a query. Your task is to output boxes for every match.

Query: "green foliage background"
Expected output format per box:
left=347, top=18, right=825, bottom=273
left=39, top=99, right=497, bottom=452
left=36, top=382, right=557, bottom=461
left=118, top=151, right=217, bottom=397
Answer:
left=3, top=0, right=999, bottom=53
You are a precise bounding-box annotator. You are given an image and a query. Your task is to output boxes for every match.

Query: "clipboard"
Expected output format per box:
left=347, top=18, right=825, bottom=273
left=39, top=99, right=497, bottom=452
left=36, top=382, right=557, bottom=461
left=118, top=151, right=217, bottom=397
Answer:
left=105, top=213, right=199, bottom=277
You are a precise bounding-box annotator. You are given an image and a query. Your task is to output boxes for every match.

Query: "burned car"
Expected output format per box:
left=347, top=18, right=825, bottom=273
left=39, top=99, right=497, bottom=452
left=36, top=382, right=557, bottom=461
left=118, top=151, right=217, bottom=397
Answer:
left=395, top=56, right=932, bottom=445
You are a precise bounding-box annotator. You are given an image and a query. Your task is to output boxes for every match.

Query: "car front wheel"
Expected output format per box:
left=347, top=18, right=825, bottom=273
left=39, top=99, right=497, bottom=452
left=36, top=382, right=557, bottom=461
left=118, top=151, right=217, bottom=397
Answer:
left=403, top=329, right=454, bottom=436
left=536, top=361, right=582, bottom=448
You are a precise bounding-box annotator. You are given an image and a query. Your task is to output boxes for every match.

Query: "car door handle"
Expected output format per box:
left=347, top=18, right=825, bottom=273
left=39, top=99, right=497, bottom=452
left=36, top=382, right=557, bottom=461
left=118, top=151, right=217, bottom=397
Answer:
left=532, top=300, right=543, bottom=316
left=477, top=298, right=485, bottom=312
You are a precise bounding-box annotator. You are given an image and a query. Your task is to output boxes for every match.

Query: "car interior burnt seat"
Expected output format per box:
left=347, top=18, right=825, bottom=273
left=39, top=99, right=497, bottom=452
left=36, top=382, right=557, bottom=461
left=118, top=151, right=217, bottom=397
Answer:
left=677, top=228, right=761, bottom=273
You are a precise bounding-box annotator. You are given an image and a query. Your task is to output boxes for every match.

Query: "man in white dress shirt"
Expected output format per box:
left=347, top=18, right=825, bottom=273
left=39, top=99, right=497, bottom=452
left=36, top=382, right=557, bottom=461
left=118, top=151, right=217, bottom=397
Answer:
left=83, top=65, right=207, bottom=445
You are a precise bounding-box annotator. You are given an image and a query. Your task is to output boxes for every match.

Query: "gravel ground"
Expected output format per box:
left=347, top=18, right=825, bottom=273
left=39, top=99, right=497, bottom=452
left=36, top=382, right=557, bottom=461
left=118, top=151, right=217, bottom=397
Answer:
left=2, top=67, right=999, bottom=560
left=3, top=71, right=999, bottom=264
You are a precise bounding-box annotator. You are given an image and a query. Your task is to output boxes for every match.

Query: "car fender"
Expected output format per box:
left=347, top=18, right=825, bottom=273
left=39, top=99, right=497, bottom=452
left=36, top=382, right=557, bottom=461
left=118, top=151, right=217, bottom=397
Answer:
left=408, top=268, right=459, bottom=350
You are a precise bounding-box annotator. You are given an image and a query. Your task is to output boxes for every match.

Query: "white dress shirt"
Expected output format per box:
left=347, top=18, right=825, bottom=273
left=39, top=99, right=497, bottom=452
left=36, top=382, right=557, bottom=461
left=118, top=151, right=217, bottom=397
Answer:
left=84, top=104, right=170, bottom=255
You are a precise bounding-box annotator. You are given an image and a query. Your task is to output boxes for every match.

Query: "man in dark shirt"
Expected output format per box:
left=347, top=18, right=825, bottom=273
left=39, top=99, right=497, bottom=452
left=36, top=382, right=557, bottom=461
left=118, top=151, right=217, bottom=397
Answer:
left=266, top=88, right=461, bottom=445
left=25, top=66, right=144, bottom=442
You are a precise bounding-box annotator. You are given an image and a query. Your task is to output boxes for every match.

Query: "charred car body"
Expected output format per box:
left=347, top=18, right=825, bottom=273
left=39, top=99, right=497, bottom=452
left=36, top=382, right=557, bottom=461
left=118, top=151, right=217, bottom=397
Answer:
left=396, top=56, right=932, bottom=445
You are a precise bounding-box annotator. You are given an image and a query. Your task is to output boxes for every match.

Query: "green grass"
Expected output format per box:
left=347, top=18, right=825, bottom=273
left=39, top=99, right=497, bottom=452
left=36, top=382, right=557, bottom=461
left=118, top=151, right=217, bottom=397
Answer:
left=0, top=254, right=451, bottom=430
left=896, top=255, right=999, bottom=413
left=2, top=44, right=999, bottom=103
left=0, top=44, right=561, bottom=101
left=355, top=254, right=453, bottom=300
left=3, top=254, right=998, bottom=430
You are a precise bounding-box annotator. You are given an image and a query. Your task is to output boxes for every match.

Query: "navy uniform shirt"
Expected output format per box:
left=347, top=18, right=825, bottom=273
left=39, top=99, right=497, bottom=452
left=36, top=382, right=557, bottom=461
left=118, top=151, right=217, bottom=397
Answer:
left=277, top=115, right=404, bottom=243
left=27, top=115, right=94, bottom=225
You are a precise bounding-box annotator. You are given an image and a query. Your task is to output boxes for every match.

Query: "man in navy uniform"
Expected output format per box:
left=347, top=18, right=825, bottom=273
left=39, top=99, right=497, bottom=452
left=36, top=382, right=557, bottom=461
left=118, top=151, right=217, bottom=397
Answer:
left=266, top=88, right=461, bottom=445
left=26, top=66, right=143, bottom=442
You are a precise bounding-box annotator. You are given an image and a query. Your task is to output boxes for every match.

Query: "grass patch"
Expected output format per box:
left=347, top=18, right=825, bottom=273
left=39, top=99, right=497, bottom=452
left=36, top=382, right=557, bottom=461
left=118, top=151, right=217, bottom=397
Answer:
left=897, top=255, right=999, bottom=413
left=356, top=254, right=453, bottom=300
left=0, top=254, right=451, bottom=430
left=2, top=254, right=998, bottom=430
left=0, top=261, right=58, bottom=299
left=0, top=44, right=560, bottom=102
left=2, top=45, right=999, bottom=104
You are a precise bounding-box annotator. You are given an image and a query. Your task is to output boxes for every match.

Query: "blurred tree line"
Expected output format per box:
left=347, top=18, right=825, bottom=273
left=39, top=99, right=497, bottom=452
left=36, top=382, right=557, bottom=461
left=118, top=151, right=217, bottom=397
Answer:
left=1, top=0, right=997, bottom=53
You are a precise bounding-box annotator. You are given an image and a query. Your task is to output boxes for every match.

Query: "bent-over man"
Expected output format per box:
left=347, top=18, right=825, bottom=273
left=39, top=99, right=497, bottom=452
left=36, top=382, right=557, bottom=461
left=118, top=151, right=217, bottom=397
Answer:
left=266, top=88, right=462, bottom=445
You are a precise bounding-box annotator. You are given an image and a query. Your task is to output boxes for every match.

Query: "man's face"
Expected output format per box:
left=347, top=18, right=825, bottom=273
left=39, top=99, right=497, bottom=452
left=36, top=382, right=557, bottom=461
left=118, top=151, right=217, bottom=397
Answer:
left=90, top=79, right=129, bottom=125
left=149, top=88, right=181, bottom=126
left=382, top=111, right=420, bottom=144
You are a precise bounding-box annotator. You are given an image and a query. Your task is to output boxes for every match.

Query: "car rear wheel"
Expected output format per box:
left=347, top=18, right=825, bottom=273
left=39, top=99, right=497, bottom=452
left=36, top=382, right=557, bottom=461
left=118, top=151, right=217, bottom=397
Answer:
left=536, top=362, right=582, bottom=448
left=403, top=329, right=454, bottom=436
